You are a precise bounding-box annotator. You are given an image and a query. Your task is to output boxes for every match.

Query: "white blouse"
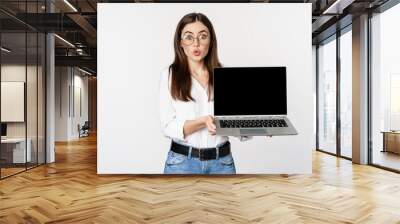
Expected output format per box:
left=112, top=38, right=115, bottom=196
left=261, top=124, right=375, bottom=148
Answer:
left=159, top=68, right=251, bottom=148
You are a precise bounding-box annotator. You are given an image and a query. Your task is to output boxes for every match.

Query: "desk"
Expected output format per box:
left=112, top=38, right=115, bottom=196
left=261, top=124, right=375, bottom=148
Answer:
left=1, top=138, right=31, bottom=163
left=382, top=131, right=400, bottom=154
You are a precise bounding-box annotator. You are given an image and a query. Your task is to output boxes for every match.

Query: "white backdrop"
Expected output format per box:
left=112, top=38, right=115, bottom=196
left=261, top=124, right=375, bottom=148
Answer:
left=98, top=3, right=313, bottom=174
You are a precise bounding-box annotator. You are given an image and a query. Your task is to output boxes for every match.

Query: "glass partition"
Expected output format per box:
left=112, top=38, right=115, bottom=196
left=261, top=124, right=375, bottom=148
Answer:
left=0, top=1, right=46, bottom=179
left=38, top=31, right=45, bottom=165
left=1, top=31, right=28, bottom=177
left=27, top=31, right=38, bottom=169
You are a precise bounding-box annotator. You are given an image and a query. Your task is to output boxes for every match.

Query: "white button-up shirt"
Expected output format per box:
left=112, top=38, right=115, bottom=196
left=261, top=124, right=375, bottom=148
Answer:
left=159, top=68, right=230, bottom=148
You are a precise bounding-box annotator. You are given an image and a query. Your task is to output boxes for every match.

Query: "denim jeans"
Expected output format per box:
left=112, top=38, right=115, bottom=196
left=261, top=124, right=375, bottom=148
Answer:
left=163, top=149, right=236, bottom=174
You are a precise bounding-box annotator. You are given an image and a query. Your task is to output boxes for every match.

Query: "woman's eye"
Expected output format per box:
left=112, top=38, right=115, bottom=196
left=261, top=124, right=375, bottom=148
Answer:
left=184, top=36, right=194, bottom=40
left=200, top=35, right=208, bottom=40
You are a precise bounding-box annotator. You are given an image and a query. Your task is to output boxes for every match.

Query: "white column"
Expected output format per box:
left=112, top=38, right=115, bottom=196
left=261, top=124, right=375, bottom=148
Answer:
left=45, top=0, right=56, bottom=163
left=46, top=32, right=55, bottom=163
left=352, top=14, right=369, bottom=164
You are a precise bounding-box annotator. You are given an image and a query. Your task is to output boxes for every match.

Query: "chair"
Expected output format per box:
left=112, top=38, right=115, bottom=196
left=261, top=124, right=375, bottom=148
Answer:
left=79, top=121, right=90, bottom=138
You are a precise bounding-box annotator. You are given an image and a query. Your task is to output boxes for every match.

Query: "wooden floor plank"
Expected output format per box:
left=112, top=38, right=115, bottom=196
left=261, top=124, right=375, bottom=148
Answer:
left=1, top=134, right=400, bottom=223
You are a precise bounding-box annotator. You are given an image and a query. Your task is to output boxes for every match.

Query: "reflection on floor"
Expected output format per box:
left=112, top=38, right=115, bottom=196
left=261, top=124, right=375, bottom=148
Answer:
left=373, top=150, right=400, bottom=171
left=0, top=162, right=40, bottom=178
left=341, top=147, right=352, bottom=158
left=0, top=167, right=25, bottom=178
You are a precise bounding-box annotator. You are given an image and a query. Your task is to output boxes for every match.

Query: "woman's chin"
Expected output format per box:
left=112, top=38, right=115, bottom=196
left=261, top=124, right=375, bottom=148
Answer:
left=189, top=56, right=205, bottom=62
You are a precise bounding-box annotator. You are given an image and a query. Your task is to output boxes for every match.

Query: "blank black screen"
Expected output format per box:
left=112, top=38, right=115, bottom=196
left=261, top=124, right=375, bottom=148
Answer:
left=214, top=67, right=287, bottom=116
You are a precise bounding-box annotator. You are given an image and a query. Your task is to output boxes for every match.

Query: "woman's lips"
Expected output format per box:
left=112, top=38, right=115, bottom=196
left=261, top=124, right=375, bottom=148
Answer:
left=193, top=49, right=201, bottom=56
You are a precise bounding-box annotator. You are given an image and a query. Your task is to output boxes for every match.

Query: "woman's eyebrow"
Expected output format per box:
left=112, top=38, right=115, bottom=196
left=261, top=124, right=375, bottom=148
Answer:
left=182, top=30, right=208, bottom=35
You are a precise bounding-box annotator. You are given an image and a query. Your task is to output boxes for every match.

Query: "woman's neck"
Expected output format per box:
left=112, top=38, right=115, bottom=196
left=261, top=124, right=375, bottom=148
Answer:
left=188, top=59, right=206, bottom=74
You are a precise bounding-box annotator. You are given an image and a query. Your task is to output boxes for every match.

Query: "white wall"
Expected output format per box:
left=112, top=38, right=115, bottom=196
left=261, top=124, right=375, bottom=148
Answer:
left=1, top=82, right=24, bottom=123
left=55, top=67, right=89, bottom=141
left=55, top=67, right=69, bottom=141
left=98, top=3, right=313, bottom=174
left=72, top=72, right=89, bottom=138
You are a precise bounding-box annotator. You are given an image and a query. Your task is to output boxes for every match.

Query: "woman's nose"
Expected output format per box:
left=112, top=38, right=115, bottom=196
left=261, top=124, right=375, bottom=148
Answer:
left=193, top=38, right=200, bottom=46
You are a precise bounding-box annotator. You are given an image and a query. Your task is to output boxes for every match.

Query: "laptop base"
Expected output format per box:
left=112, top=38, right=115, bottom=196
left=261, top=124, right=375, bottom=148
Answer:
left=215, top=116, right=298, bottom=137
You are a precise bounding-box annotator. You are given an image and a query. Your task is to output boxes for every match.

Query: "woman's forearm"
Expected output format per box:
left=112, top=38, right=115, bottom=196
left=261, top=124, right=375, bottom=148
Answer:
left=183, top=117, right=206, bottom=138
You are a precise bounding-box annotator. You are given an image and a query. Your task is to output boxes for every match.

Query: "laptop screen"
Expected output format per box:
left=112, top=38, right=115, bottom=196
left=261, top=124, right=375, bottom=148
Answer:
left=214, top=67, right=287, bottom=116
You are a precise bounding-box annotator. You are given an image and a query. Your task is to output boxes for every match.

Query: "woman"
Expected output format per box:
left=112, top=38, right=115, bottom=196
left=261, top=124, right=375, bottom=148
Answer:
left=159, top=12, right=251, bottom=174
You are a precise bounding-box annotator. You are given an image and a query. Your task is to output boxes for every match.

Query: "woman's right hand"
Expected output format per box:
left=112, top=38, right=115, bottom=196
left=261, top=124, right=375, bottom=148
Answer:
left=200, top=115, right=216, bottom=135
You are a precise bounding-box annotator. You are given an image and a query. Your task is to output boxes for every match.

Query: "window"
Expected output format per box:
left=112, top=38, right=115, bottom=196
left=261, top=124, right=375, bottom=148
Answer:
left=370, top=2, right=400, bottom=171
left=318, top=36, right=337, bottom=155
left=340, top=29, right=352, bottom=158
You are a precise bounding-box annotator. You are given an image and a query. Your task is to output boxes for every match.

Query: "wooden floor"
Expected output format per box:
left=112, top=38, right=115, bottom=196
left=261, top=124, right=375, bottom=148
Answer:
left=1, top=134, right=400, bottom=224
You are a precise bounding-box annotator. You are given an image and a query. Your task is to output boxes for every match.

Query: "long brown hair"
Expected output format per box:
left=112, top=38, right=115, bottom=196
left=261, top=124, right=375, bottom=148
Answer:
left=169, top=12, right=222, bottom=102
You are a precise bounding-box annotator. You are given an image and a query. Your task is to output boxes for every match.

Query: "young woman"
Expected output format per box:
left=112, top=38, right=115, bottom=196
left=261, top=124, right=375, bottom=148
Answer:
left=159, top=13, right=253, bottom=174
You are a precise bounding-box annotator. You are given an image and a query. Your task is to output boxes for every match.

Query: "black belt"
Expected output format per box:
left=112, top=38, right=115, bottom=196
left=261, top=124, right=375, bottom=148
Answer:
left=170, top=141, right=231, bottom=161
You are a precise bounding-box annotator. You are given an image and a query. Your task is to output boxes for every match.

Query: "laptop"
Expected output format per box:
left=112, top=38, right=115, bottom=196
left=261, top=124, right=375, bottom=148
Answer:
left=213, top=67, right=298, bottom=136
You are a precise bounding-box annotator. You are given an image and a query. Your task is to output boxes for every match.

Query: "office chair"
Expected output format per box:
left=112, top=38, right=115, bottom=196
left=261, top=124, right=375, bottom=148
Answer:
left=79, top=121, right=90, bottom=138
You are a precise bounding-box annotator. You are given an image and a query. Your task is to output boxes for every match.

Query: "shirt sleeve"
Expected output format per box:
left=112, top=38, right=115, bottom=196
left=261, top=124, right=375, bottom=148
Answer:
left=159, top=69, right=187, bottom=142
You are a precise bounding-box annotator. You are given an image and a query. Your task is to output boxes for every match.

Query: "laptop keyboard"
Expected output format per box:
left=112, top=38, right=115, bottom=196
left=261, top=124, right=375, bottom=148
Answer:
left=219, top=119, right=288, bottom=128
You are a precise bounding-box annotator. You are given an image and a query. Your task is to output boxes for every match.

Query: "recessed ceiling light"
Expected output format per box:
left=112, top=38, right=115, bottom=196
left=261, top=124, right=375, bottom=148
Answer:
left=54, top=34, right=75, bottom=48
left=322, top=0, right=355, bottom=15
left=1, top=47, right=11, bottom=53
left=78, top=67, right=93, bottom=76
left=63, top=0, right=78, bottom=12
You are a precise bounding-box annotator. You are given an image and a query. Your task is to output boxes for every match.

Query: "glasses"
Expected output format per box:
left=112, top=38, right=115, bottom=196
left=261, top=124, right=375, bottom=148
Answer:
left=181, top=33, right=210, bottom=46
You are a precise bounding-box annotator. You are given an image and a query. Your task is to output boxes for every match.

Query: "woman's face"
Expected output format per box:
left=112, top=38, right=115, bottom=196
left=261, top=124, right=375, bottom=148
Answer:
left=180, top=21, right=211, bottom=63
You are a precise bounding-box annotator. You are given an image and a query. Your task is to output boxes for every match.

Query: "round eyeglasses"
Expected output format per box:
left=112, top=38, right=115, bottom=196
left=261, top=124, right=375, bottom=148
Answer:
left=181, top=33, right=210, bottom=46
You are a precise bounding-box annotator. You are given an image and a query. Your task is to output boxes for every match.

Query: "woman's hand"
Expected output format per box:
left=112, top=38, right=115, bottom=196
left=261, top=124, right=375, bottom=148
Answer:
left=201, top=115, right=216, bottom=135
left=183, top=116, right=216, bottom=138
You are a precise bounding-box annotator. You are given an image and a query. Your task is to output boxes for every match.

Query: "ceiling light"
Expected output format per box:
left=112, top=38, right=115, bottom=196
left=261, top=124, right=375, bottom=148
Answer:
left=78, top=67, right=93, bottom=76
left=322, top=0, right=354, bottom=15
left=63, top=0, right=78, bottom=12
left=54, top=34, right=75, bottom=48
left=1, top=47, right=11, bottom=53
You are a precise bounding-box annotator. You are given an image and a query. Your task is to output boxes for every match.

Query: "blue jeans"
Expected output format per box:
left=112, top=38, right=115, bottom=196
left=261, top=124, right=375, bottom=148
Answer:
left=163, top=149, right=236, bottom=174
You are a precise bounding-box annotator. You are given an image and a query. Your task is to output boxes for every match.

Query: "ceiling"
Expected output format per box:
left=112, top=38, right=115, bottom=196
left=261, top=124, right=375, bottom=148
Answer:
left=0, top=0, right=394, bottom=75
